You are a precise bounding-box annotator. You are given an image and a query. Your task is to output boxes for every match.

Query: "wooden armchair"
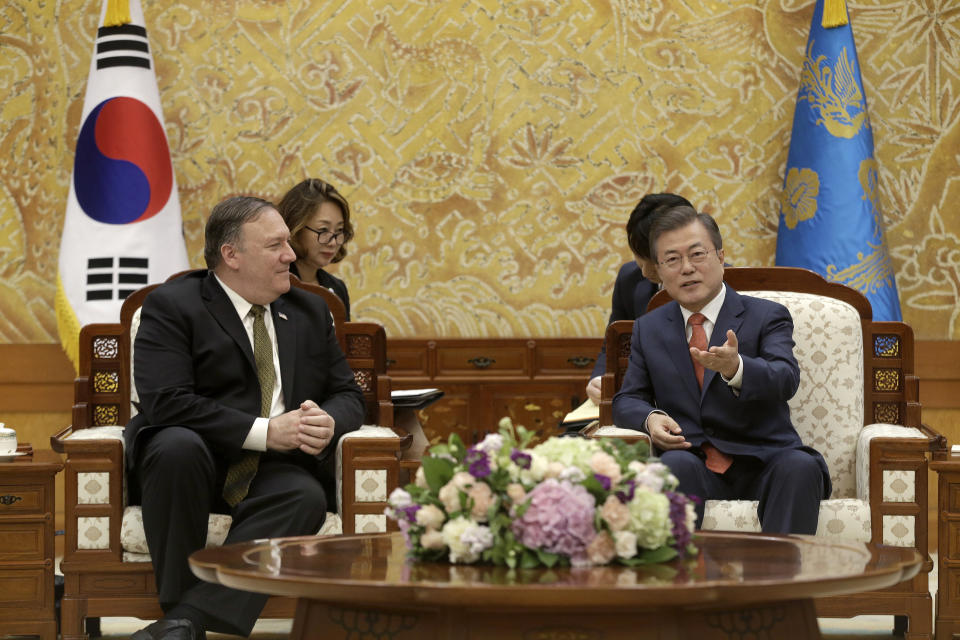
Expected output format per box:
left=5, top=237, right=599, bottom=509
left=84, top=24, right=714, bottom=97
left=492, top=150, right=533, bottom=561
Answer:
left=51, top=273, right=412, bottom=640
left=597, top=267, right=945, bottom=639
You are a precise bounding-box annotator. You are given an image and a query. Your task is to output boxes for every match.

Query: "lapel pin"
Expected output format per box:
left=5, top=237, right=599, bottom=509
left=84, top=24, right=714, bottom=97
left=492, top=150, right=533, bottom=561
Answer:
left=278, top=312, right=288, bottom=320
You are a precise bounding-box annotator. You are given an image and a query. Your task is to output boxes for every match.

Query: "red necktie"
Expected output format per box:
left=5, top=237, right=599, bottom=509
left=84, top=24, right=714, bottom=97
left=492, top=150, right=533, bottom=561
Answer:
left=688, top=313, right=707, bottom=388
left=688, top=313, right=732, bottom=474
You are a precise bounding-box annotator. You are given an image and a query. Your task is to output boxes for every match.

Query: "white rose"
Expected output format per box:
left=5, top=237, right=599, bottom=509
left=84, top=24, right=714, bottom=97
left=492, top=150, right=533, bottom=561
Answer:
left=442, top=517, right=481, bottom=563
left=415, top=466, right=428, bottom=489
left=633, top=469, right=664, bottom=493
left=388, top=487, right=412, bottom=508
left=627, top=460, right=646, bottom=475
left=521, top=453, right=549, bottom=484
left=506, top=483, right=526, bottom=505
left=476, top=433, right=504, bottom=454
left=416, top=504, right=446, bottom=530
left=558, top=466, right=585, bottom=483
left=450, top=471, right=475, bottom=491
left=613, top=530, right=638, bottom=559
left=589, top=451, right=621, bottom=485
left=438, top=482, right=463, bottom=514
left=544, top=461, right=565, bottom=479
left=420, top=528, right=445, bottom=550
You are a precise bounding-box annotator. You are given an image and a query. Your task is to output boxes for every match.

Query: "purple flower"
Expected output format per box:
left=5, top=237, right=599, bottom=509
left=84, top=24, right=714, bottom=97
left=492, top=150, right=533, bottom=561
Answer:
left=615, top=479, right=636, bottom=503
left=397, top=504, right=421, bottom=522
left=511, top=478, right=596, bottom=562
left=465, top=448, right=492, bottom=478
left=594, top=473, right=611, bottom=491
left=667, top=490, right=693, bottom=555
left=397, top=518, right=412, bottom=549
left=510, top=449, right=532, bottom=469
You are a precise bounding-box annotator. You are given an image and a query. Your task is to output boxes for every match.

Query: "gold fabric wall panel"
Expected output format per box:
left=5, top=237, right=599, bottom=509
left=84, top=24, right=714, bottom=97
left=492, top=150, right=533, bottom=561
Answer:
left=1, top=0, right=958, bottom=341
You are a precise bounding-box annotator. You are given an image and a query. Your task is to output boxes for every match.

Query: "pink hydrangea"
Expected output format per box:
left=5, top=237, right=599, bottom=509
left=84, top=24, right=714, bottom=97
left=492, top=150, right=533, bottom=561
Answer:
left=511, top=478, right=596, bottom=562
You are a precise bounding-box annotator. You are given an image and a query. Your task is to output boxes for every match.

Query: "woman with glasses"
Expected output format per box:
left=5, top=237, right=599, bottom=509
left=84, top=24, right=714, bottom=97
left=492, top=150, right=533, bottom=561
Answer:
left=277, top=178, right=355, bottom=319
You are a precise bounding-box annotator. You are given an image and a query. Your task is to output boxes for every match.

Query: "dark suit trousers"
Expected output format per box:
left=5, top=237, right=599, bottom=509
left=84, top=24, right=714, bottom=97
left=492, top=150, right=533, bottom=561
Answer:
left=661, top=448, right=825, bottom=534
left=136, top=427, right=327, bottom=635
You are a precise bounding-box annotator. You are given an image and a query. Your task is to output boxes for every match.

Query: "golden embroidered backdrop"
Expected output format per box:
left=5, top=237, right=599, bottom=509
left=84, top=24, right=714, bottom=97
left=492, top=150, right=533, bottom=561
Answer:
left=2, top=0, right=959, bottom=343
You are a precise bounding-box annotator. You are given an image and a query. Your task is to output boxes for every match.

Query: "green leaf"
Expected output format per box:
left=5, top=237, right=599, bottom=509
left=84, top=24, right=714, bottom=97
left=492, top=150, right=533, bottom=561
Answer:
left=421, top=455, right=455, bottom=492
left=536, top=549, right=560, bottom=568
left=636, top=546, right=679, bottom=564
left=448, top=433, right=466, bottom=461
left=520, top=549, right=541, bottom=569
left=581, top=474, right=607, bottom=497
left=429, top=443, right=451, bottom=457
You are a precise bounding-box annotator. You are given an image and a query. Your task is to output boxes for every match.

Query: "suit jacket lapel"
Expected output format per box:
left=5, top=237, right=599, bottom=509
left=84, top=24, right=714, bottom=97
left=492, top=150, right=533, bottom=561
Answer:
left=661, top=303, right=702, bottom=404
left=702, top=287, right=745, bottom=393
left=272, top=298, right=295, bottom=410
left=202, top=273, right=255, bottom=369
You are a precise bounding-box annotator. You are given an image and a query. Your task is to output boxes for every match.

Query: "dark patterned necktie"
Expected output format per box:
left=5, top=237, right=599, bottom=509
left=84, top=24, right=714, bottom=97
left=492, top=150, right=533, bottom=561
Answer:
left=223, top=304, right=274, bottom=506
left=689, top=312, right=732, bottom=474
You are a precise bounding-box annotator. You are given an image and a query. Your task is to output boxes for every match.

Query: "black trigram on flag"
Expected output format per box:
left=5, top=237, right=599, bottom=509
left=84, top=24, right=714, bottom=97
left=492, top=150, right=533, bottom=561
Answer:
left=96, top=24, right=151, bottom=70
left=86, top=257, right=149, bottom=301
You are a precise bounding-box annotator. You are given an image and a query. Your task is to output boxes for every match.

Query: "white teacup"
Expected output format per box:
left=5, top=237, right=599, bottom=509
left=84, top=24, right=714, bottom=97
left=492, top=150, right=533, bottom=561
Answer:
left=0, top=424, right=17, bottom=456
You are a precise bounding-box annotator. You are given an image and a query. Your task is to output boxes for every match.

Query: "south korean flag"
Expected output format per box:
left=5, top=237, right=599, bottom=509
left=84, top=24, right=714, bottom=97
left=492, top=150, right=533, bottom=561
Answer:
left=56, top=0, right=189, bottom=369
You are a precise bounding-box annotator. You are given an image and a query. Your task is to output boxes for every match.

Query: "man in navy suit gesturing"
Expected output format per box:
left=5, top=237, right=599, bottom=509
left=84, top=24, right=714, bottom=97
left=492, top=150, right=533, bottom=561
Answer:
left=612, top=206, right=829, bottom=534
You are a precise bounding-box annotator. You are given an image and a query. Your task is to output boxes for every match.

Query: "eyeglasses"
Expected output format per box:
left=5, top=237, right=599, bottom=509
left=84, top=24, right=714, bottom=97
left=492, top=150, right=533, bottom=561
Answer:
left=304, top=226, right=352, bottom=245
left=658, top=248, right=716, bottom=271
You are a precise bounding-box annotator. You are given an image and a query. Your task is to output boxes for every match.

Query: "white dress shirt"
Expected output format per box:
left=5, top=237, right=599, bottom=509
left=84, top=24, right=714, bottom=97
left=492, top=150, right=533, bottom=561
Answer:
left=214, top=274, right=284, bottom=451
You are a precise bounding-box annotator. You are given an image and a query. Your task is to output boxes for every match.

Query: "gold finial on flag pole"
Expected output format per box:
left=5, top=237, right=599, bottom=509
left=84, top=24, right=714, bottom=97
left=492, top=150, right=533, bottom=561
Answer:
left=103, top=0, right=132, bottom=27
left=822, top=0, right=849, bottom=28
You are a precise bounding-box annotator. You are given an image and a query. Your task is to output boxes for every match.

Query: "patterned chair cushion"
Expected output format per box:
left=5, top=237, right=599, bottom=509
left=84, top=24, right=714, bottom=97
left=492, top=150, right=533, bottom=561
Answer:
left=702, top=498, right=871, bottom=542
left=119, top=507, right=344, bottom=561
left=67, top=424, right=397, bottom=559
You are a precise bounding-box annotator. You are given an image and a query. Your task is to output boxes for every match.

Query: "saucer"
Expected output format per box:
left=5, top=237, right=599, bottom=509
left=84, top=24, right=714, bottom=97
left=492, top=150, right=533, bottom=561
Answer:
left=0, top=452, right=27, bottom=462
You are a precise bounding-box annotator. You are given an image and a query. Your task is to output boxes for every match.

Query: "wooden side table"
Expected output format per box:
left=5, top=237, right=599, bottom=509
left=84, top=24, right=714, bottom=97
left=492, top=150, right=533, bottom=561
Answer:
left=0, top=447, right=63, bottom=640
left=931, top=452, right=960, bottom=639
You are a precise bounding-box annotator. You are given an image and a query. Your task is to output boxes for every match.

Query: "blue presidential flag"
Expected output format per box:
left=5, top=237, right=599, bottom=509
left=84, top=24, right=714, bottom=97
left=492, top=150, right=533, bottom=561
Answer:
left=775, top=0, right=902, bottom=321
left=56, top=0, right=189, bottom=368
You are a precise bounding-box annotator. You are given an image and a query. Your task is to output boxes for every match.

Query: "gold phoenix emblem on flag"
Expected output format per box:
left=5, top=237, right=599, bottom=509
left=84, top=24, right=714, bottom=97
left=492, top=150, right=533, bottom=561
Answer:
left=858, top=157, right=882, bottom=238
left=780, top=167, right=820, bottom=230
left=826, top=243, right=897, bottom=295
left=824, top=157, right=895, bottom=296
left=799, top=43, right=868, bottom=139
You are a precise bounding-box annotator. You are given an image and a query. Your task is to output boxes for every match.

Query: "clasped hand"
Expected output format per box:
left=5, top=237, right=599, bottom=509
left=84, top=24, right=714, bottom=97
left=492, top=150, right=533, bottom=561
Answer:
left=266, top=399, right=335, bottom=456
left=689, top=329, right=740, bottom=380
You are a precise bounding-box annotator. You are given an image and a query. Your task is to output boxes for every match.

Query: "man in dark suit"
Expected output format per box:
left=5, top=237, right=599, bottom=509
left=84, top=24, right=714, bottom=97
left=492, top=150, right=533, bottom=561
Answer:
left=611, top=206, right=829, bottom=534
left=128, top=196, right=365, bottom=640
left=585, top=193, right=692, bottom=404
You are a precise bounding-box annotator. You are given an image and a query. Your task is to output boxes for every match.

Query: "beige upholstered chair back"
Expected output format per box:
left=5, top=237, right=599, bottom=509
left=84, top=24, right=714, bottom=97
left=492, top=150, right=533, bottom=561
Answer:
left=746, top=291, right=863, bottom=499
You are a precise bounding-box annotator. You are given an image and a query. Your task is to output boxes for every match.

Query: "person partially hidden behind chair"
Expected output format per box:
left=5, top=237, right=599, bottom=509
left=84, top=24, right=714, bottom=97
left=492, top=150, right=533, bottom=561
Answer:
left=585, top=192, right=692, bottom=405
left=127, top=196, right=365, bottom=639
left=277, top=178, right=355, bottom=319
left=611, top=206, right=829, bottom=534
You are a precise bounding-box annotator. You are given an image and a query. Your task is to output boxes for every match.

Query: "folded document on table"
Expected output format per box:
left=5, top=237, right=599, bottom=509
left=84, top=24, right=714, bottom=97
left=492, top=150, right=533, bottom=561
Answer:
left=391, top=388, right=445, bottom=410
left=561, top=398, right=600, bottom=430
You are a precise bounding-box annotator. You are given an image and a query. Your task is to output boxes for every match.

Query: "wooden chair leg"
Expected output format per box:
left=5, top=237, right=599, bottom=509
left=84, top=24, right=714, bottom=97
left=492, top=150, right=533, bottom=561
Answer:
left=59, top=596, right=89, bottom=640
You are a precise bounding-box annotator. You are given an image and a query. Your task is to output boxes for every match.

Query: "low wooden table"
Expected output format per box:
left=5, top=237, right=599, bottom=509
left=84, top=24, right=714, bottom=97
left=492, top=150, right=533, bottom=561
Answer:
left=0, top=447, right=63, bottom=640
left=190, top=531, right=920, bottom=640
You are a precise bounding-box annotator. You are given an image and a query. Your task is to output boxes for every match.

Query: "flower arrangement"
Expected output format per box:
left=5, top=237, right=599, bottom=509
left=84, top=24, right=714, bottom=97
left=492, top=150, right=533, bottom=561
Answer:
left=386, top=418, right=697, bottom=568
